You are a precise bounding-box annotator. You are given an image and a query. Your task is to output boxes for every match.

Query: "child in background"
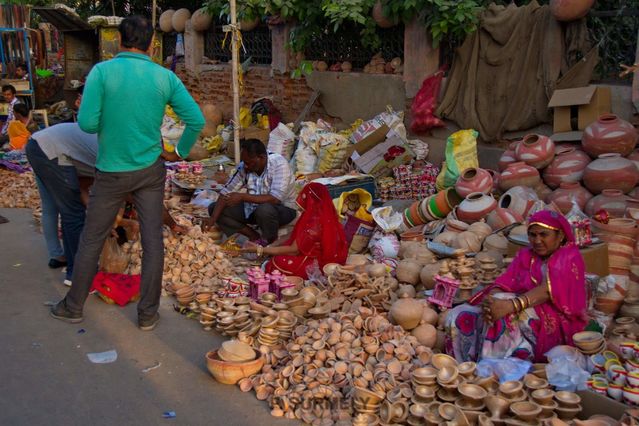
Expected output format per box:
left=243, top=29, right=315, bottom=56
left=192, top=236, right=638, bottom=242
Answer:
left=6, top=103, right=36, bottom=150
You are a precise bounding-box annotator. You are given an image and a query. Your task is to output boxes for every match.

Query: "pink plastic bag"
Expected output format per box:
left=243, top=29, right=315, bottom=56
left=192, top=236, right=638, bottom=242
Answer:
left=411, top=70, right=445, bottom=133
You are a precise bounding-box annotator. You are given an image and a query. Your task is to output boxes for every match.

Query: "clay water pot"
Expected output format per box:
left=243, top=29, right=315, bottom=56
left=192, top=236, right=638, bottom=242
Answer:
left=533, top=181, right=553, bottom=201
left=171, top=8, right=192, bottom=32
left=486, top=208, right=523, bottom=231
left=421, top=305, right=438, bottom=325
left=159, top=9, right=175, bottom=32
left=487, top=169, right=500, bottom=192
left=483, top=233, right=509, bottom=255
left=583, top=153, right=638, bottom=194
left=498, top=142, right=519, bottom=172
left=453, top=231, right=483, bottom=253
left=191, top=8, right=212, bottom=31
left=629, top=149, right=639, bottom=172
left=545, top=181, right=593, bottom=214
left=390, top=297, right=423, bottom=330
left=499, top=186, right=538, bottom=218
left=550, top=0, right=594, bottom=21
left=585, top=189, right=632, bottom=218
left=499, top=162, right=541, bottom=191
left=411, top=323, right=437, bottom=347
left=582, top=113, right=638, bottom=158
left=457, top=192, right=497, bottom=224
left=456, top=168, right=494, bottom=197
left=420, top=262, right=441, bottom=290
left=543, top=146, right=591, bottom=188
left=515, top=134, right=555, bottom=169
left=396, top=259, right=422, bottom=285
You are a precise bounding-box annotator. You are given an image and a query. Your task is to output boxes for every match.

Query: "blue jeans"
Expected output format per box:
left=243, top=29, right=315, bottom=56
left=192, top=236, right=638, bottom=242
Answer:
left=26, top=139, right=86, bottom=280
left=34, top=175, right=64, bottom=259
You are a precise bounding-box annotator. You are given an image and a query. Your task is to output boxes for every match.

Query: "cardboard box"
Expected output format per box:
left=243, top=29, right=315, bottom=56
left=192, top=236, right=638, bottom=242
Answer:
left=0, top=78, right=30, bottom=92
left=352, top=136, right=414, bottom=179
left=576, top=390, right=627, bottom=420
left=347, top=121, right=390, bottom=157
left=506, top=240, right=609, bottom=277
left=548, top=85, right=611, bottom=134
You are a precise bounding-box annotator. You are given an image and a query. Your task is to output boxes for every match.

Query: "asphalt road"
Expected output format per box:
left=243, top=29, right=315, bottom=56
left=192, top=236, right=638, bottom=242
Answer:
left=0, top=208, right=292, bottom=426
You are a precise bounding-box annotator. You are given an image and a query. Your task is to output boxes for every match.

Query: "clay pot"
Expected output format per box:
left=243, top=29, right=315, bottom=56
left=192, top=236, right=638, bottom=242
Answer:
left=499, top=162, right=541, bottom=191
left=515, top=134, right=556, bottom=169
left=390, top=297, right=423, bottom=330
left=620, top=299, right=639, bottom=321
left=372, top=0, right=397, bottom=28
left=498, top=142, right=519, bottom=172
left=455, top=168, right=494, bottom=198
left=486, top=169, right=500, bottom=192
left=483, top=233, right=509, bottom=255
left=533, top=181, right=553, bottom=202
left=191, top=8, right=212, bottom=31
left=543, top=146, right=591, bottom=188
left=201, top=103, right=223, bottom=127
left=585, top=189, right=632, bottom=218
left=457, top=192, right=497, bottom=224
left=421, top=306, right=439, bottom=325
left=434, top=231, right=457, bottom=247
left=545, top=181, right=593, bottom=214
left=583, top=153, right=638, bottom=194
left=550, top=0, right=594, bottom=21
left=499, top=186, right=538, bottom=218
left=412, top=324, right=437, bottom=347
left=420, top=262, right=441, bottom=290
left=453, top=231, right=483, bottom=253
left=486, top=208, right=523, bottom=231
left=468, top=222, right=492, bottom=239
left=159, top=9, right=176, bottom=32
left=629, top=149, right=639, bottom=172
left=582, top=113, right=638, bottom=158
left=396, top=260, right=422, bottom=285
left=171, top=8, right=192, bottom=32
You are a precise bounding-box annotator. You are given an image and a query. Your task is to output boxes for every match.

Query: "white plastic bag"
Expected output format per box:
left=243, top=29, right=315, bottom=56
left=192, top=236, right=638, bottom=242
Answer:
left=268, top=123, right=297, bottom=159
left=368, top=207, right=404, bottom=260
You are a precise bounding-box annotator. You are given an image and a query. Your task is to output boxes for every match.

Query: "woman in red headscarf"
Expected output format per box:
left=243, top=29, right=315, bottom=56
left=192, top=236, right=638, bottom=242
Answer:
left=445, top=210, right=588, bottom=362
left=242, top=182, right=348, bottom=279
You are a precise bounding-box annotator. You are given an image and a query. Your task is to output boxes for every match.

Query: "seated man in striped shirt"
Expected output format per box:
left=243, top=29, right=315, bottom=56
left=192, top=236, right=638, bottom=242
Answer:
left=205, top=138, right=296, bottom=244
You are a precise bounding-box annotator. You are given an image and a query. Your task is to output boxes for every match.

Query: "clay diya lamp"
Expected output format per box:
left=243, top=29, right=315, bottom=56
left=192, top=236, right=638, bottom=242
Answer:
left=458, top=383, right=487, bottom=409
left=538, top=400, right=558, bottom=419
left=458, top=361, right=477, bottom=379
left=413, top=385, right=436, bottom=403
left=485, top=395, right=510, bottom=420
left=412, top=366, right=438, bottom=385
left=531, top=388, right=555, bottom=405
left=438, top=403, right=460, bottom=421
left=353, top=386, right=385, bottom=406
left=554, top=391, right=581, bottom=408
left=432, top=353, right=458, bottom=370
left=462, top=410, right=483, bottom=426
left=524, top=373, right=549, bottom=391
left=478, top=414, right=495, bottom=426
left=379, top=399, right=408, bottom=424
left=409, top=403, right=429, bottom=419
left=437, top=365, right=459, bottom=385
left=510, top=401, right=541, bottom=423
left=499, top=380, right=524, bottom=399
left=424, top=411, right=443, bottom=426
left=555, top=404, right=582, bottom=421
left=475, top=376, right=499, bottom=394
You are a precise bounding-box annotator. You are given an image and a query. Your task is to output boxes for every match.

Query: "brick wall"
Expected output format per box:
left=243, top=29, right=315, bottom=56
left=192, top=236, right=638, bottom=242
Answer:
left=176, top=64, right=329, bottom=125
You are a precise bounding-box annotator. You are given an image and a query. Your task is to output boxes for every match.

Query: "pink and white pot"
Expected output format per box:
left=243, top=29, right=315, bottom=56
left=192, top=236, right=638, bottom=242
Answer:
left=455, top=168, right=494, bottom=198
left=456, top=192, right=498, bottom=224
left=583, top=153, right=639, bottom=195
left=542, top=146, right=591, bottom=188
left=515, top=133, right=556, bottom=169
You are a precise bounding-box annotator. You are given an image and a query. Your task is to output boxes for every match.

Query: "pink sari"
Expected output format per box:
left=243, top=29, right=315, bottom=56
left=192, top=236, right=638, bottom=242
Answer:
left=446, top=211, right=588, bottom=362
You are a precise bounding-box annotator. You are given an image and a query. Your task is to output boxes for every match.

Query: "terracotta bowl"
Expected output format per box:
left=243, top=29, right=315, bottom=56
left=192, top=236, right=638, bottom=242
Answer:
left=510, top=401, right=542, bottom=422
left=205, top=350, right=264, bottom=385
left=538, top=400, right=558, bottom=417
left=432, top=353, right=458, bottom=370
left=438, top=403, right=459, bottom=421
left=284, top=275, right=304, bottom=289
left=437, top=366, right=459, bottom=384
left=458, top=361, right=477, bottom=377
left=354, top=386, right=385, bottom=405
left=555, top=404, right=582, bottom=421
left=531, top=388, right=555, bottom=405
left=413, top=366, right=438, bottom=383
left=524, top=373, right=549, bottom=390
left=499, top=380, right=524, bottom=397
left=573, top=331, right=605, bottom=351
left=458, top=383, right=488, bottom=401
left=475, top=376, right=499, bottom=393
left=484, top=395, right=510, bottom=418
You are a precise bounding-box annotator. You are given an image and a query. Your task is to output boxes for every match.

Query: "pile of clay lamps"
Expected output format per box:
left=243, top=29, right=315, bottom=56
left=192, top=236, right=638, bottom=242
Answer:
left=0, top=169, right=40, bottom=209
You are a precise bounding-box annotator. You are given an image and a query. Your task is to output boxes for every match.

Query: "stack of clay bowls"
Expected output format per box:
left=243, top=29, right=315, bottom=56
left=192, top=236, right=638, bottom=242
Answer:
left=259, top=292, right=277, bottom=308
left=432, top=354, right=460, bottom=402
left=257, top=314, right=281, bottom=347
left=498, top=381, right=527, bottom=403
left=218, top=339, right=256, bottom=363
left=352, top=387, right=384, bottom=417
left=457, top=383, right=487, bottom=422
left=510, top=401, right=542, bottom=425
left=573, top=331, right=606, bottom=355
left=175, top=285, right=196, bottom=305
left=275, top=310, right=297, bottom=341
left=379, top=399, right=409, bottom=424
left=530, top=388, right=557, bottom=421
left=199, top=304, right=218, bottom=330
left=554, top=391, right=582, bottom=421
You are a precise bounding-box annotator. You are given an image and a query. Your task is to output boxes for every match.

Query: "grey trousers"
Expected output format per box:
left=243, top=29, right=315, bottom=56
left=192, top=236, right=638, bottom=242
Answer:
left=208, top=201, right=296, bottom=243
left=64, top=158, right=166, bottom=320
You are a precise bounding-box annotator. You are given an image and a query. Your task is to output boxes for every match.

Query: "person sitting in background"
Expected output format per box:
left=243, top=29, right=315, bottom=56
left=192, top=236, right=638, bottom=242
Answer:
left=242, top=183, right=348, bottom=279
left=0, top=84, right=18, bottom=145
left=15, top=63, right=29, bottom=81
left=445, top=210, right=587, bottom=363
left=205, top=138, right=296, bottom=245
left=6, top=103, right=37, bottom=150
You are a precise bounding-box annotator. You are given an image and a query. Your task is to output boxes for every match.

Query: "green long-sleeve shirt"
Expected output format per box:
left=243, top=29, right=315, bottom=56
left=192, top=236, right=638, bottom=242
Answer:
left=78, top=51, right=205, bottom=172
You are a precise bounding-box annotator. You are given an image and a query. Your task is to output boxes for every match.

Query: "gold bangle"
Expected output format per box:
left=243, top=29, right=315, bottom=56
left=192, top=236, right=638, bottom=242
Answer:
left=524, top=295, right=532, bottom=309
left=256, top=246, right=263, bottom=257
left=518, top=296, right=527, bottom=311
left=511, top=299, right=518, bottom=313
left=512, top=297, right=521, bottom=312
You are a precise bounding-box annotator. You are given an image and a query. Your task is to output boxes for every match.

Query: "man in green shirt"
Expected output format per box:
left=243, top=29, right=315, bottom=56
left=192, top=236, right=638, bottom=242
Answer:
left=50, top=15, right=205, bottom=330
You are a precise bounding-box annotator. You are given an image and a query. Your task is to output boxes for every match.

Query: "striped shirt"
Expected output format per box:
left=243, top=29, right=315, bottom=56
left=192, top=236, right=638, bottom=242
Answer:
left=224, top=152, right=295, bottom=218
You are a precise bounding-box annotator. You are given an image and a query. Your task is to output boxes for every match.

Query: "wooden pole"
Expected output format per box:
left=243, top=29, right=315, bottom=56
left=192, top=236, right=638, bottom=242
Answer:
left=230, top=0, right=241, bottom=164
left=151, top=0, right=157, bottom=28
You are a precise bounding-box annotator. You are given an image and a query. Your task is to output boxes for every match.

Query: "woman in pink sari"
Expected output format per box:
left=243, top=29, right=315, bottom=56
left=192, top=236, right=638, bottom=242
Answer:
left=445, top=210, right=588, bottom=362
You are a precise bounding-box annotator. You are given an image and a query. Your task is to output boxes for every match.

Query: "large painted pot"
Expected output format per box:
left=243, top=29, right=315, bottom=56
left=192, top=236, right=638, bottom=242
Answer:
left=498, top=162, right=541, bottom=192
left=542, top=146, right=591, bottom=188
left=515, top=134, right=556, bottom=169
left=455, top=168, right=494, bottom=198
left=582, top=114, right=639, bottom=158
left=486, top=208, right=523, bottom=231
left=545, top=181, right=593, bottom=214
left=498, top=142, right=519, bottom=172
left=498, top=186, right=538, bottom=218
left=583, top=153, right=639, bottom=194
left=550, top=0, right=594, bottom=22
left=585, top=189, right=632, bottom=218
left=456, top=192, right=497, bottom=224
